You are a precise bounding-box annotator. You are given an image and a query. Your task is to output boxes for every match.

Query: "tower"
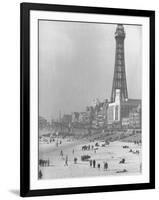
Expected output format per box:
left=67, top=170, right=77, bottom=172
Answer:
left=111, top=24, right=128, bottom=102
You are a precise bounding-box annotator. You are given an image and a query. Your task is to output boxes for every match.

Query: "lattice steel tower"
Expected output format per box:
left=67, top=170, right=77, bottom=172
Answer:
left=111, top=24, right=128, bottom=102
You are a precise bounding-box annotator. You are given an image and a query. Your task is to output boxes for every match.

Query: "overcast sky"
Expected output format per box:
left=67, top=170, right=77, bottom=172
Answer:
left=39, top=20, right=142, bottom=121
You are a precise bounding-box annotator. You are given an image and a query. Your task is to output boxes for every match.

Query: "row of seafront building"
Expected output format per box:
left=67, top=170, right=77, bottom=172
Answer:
left=39, top=94, right=141, bottom=133
left=61, top=90, right=141, bottom=130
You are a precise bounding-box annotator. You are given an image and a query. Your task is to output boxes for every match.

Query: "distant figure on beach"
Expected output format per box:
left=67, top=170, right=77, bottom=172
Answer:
left=90, top=159, right=92, bottom=167
left=97, top=163, right=100, bottom=170
left=119, top=158, right=125, bottom=164
left=65, top=155, right=68, bottom=166
left=74, top=157, right=77, bottom=164
left=104, top=162, right=108, bottom=171
left=56, top=141, right=58, bottom=147
left=140, top=163, right=142, bottom=173
left=116, top=169, right=127, bottom=173
left=72, top=149, right=74, bottom=154
left=60, top=150, right=63, bottom=157
left=93, top=159, right=96, bottom=168
left=39, top=159, right=50, bottom=167
left=38, top=170, right=42, bottom=179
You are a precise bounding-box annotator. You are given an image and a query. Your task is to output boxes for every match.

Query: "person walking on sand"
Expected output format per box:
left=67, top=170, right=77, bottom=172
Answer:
left=64, top=155, right=68, bottom=166
left=89, top=159, right=92, bottom=167
left=38, top=170, right=42, bottom=179
left=105, top=162, right=108, bottom=171
left=140, top=162, right=142, bottom=173
left=93, top=159, right=96, bottom=168
left=56, top=141, right=58, bottom=147
left=97, top=163, right=100, bottom=170
left=104, top=162, right=108, bottom=171
left=74, top=157, right=77, bottom=164
left=60, top=150, right=63, bottom=157
left=72, top=149, right=74, bottom=154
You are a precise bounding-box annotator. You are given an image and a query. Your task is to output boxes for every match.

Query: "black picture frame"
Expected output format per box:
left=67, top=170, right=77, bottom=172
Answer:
left=20, top=2, right=155, bottom=197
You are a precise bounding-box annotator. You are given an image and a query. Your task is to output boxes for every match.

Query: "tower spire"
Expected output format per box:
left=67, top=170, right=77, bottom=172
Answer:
left=111, top=24, right=128, bottom=102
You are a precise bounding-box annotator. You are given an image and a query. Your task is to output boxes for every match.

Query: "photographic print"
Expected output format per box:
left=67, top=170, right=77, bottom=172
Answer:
left=20, top=3, right=155, bottom=197
left=38, top=22, right=142, bottom=180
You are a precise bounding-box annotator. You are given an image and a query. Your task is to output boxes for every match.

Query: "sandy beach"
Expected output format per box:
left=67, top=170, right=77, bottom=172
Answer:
left=39, top=136, right=142, bottom=179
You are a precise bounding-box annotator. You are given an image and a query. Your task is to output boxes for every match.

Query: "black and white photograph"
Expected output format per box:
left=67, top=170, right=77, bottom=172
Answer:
left=38, top=22, right=142, bottom=180
left=20, top=3, right=155, bottom=197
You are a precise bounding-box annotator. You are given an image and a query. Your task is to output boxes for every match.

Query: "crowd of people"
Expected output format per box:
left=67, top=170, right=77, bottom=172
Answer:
left=39, top=159, right=50, bottom=167
left=89, top=159, right=109, bottom=171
